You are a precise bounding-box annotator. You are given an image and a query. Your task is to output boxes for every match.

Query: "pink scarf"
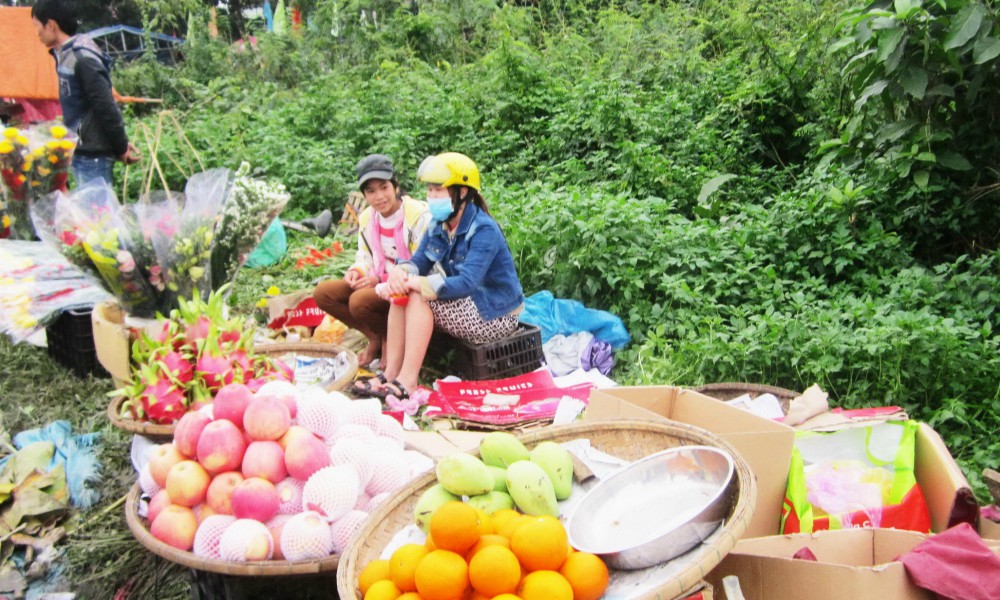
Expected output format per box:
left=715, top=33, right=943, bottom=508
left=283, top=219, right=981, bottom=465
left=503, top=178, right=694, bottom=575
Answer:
left=366, top=211, right=412, bottom=282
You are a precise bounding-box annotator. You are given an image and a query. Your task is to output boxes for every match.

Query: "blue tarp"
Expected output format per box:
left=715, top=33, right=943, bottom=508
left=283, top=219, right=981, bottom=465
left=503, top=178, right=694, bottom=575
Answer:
left=520, top=291, right=631, bottom=349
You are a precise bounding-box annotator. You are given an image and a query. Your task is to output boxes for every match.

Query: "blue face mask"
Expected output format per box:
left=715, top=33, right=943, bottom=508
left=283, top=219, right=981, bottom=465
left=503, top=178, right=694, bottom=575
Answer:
left=427, top=196, right=453, bottom=222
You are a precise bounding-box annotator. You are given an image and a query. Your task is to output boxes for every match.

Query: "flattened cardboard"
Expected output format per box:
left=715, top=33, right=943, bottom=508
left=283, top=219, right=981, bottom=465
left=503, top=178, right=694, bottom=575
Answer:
left=706, top=528, right=1000, bottom=600
left=402, top=431, right=461, bottom=459
left=981, top=517, right=1000, bottom=541
left=585, top=386, right=795, bottom=538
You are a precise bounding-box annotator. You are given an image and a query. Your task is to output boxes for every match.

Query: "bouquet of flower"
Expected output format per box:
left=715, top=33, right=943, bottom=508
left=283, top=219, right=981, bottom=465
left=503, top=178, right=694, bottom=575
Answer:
left=1, top=198, right=10, bottom=239
left=151, top=169, right=232, bottom=304
left=209, top=161, right=291, bottom=290
left=0, top=124, right=77, bottom=240
left=124, top=191, right=183, bottom=312
left=31, top=191, right=101, bottom=282
left=116, top=285, right=293, bottom=424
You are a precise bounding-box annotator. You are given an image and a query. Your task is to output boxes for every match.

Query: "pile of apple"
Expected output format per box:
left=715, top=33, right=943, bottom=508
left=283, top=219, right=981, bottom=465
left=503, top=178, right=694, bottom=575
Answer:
left=139, top=380, right=432, bottom=562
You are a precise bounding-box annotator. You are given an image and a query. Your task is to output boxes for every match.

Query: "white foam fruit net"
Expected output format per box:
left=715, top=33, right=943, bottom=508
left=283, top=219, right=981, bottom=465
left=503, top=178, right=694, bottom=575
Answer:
left=375, top=414, right=404, bottom=445
left=366, top=452, right=410, bottom=496
left=296, top=389, right=345, bottom=440
left=193, top=515, right=236, bottom=559
left=365, top=492, right=391, bottom=512
left=302, top=465, right=360, bottom=522
left=280, top=511, right=335, bottom=561
left=139, top=464, right=161, bottom=497
left=219, top=519, right=274, bottom=562
left=275, top=477, right=305, bottom=515
left=348, top=398, right=382, bottom=430
left=328, top=437, right=376, bottom=487
left=266, top=514, right=293, bottom=560
left=329, top=509, right=370, bottom=554
left=329, top=424, right=375, bottom=446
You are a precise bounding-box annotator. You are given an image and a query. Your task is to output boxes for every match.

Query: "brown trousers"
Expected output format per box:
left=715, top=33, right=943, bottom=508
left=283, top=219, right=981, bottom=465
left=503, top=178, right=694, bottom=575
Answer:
left=312, top=279, right=390, bottom=339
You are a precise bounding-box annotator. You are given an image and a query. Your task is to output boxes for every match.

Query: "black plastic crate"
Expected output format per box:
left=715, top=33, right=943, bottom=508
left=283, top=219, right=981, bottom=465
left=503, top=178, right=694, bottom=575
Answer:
left=448, top=323, right=545, bottom=381
left=46, top=306, right=105, bottom=378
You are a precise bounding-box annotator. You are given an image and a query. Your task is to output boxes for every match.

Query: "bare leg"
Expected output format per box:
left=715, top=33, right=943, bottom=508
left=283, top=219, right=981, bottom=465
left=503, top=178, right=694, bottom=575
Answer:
left=391, top=291, right=434, bottom=392
left=381, top=302, right=407, bottom=383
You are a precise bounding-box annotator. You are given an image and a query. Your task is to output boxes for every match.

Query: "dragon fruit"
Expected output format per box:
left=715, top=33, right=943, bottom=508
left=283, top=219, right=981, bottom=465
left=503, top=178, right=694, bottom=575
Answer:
left=195, top=334, right=235, bottom=391
left=159, top=350, right=195, bottom=385
left=185, top=315, right=212, bottom=349
left=138, top=365, right=188, bottom=424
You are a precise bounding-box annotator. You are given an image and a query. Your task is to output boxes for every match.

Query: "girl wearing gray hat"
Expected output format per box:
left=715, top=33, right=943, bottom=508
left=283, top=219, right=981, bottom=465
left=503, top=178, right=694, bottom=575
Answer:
left=313, top=154, right=430, bottom=372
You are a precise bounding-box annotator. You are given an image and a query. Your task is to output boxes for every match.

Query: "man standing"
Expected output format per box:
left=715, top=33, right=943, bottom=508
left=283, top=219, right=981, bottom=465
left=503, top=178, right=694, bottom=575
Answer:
left=31, top=0, right=140, bottom=187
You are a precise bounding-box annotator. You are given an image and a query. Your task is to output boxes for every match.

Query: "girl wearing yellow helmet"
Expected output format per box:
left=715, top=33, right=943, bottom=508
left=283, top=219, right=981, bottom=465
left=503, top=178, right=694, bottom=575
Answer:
left=370, top=153, right=525, bottom=398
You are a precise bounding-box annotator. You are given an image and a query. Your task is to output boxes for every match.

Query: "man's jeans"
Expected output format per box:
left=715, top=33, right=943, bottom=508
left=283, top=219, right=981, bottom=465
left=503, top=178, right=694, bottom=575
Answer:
left=72, top=155, right=115, bottom=188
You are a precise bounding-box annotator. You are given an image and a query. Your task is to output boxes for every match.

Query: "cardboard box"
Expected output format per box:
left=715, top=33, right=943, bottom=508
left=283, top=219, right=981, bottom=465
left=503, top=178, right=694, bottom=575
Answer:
left=705, top=528, right=1000, bottom=600
left=91, top=300, right=161, bottom=384
left=585, top=386, right=795, bottom=538
left=982, top=517, right=1000, bottom=540
left=912, top=422, right=980, bottom=532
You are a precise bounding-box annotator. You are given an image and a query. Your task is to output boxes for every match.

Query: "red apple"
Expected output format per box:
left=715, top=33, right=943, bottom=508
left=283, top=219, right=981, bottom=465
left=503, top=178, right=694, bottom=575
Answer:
left=206, top=471, right=245, bottom=515
left=197, top=420, right=247, bottom=475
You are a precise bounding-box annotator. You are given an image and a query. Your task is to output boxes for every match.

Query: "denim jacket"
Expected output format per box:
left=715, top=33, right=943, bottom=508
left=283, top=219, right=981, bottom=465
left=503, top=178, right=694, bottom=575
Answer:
left=52, top=36, right=129, bottom=158
left=402, top=204, right=524, bottom=321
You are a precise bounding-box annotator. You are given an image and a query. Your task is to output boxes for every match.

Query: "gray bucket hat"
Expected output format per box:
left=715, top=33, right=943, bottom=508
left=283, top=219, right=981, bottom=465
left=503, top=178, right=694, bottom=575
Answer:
left=356, top=154, right=396, bottom=189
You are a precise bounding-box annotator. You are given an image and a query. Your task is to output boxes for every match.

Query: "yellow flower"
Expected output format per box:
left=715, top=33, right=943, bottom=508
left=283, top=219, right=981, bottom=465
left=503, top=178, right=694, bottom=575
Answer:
left=60, top=140, right=74, bottom=151
left=3, top=127, right=18, bottom=140
left=266, top=285, right=281, bottom=296
left=48, top=155, right=59, bottom=164
left=0, top=141, right=13, bottom=154
left=50, top=125, right=68, bottom=139
left=256, top=297, right=269, bottom=308
left=32, top=147, right=45, bottom=157
left=2, top=215, right=9, bottom=228
left=46, top=141, right=61, bottom=151
left=15, top=135, right=29, bottom=146
left=38, top=167, right=51, bottom=177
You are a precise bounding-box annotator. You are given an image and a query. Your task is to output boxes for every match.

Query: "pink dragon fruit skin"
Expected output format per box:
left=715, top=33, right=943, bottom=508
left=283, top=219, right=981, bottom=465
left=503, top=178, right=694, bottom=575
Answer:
left=245, top=378, right=267, bottom=393
left=161, top=351, right=195, bottom=384
left=230, top=350, right=252, bottom=380
left=185, top=316, right=212, bottom=349
left=219, top=328, right=241, bottom=346
left=273, top=359, right=293, bottom=382
left=142, top=379, right=188, bottom=424
left=196, top=353, right=234, bottom=391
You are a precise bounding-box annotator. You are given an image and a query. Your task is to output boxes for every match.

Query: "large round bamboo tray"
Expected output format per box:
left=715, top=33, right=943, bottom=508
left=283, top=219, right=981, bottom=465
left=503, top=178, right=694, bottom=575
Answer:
left=107, top=342, right=358, bottom=437
left=691, top=382, right=799, bottom=414
left=337, top=419, right=757, bottom=600
left=124, top=483, right=340, bottom=576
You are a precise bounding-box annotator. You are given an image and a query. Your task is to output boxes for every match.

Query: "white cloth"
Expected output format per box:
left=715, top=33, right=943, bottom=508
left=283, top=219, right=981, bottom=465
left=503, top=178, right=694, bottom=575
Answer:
left=543, top=331, right=595, bottom=376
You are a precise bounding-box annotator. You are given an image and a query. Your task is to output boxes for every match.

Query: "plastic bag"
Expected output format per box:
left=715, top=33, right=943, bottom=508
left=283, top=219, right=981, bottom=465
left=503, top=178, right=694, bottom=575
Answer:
left=210, top=162, right=291, bottom=287
left=520, top=290, right=631, bottom=349
left=151, top=169, right=232, bottom=303
left=245, top=218, right=287, bottom=268
left=781, top=421, right=931, bottom=534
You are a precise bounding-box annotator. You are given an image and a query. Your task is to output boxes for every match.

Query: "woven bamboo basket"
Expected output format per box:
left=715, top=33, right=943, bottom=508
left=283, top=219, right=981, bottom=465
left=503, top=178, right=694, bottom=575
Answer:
left=337, top=419, right=757, bottom=600
left=107, top=342, right=358, bottom=437
left=124, top=483, right=340, bottom=576
left=691, top=382, right=800, bottom=414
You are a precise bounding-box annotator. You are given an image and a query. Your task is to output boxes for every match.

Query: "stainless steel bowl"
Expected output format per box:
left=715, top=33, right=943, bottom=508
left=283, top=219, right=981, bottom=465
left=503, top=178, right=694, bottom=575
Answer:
left=566, top=445, right=737, bottom=570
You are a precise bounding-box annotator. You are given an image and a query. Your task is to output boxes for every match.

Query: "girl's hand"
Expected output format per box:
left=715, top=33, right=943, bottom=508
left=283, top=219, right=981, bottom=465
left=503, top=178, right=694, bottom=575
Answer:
left=387, top=269, right=409, bottom=295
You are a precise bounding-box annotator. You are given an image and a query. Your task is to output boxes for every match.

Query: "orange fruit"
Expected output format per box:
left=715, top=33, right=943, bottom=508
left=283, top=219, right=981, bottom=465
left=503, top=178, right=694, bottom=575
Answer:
left=359, top=559, right=392, bottom=596
left=465, top=534, right=510, bottom=561
left=425, top=531, right=438, bottom=551
left=497, top=515, right=532, bottom=540
left=467, top=593, right=490, bottom=600
left=390, top=544, right=430, bottom=592
left=518, top=570, right=573, bottom=600
left=414, top=550, right=469, bottom=600
left=491, top=595, right=522, bottom=600
left=429, top=502, right=481, bottom=554
left=364, top=579, right=403, bottom=600
left=510, top=517, right=569, bottom=572
left=397, top=594, right=424, bottom=600
left=469, top=545, right=521, bottom=597
left=491, top=509, right=520, bottom=533
left=473, top=508, right=494, bottom=536
left=559, top=552, right=609, bottom=600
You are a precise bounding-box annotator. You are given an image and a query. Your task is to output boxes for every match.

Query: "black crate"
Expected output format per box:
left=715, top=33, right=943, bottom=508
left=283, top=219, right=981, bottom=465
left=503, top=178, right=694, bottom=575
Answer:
left=447, top=323, right=545, bottom=381
left=46, top=306, right=105, bottom=378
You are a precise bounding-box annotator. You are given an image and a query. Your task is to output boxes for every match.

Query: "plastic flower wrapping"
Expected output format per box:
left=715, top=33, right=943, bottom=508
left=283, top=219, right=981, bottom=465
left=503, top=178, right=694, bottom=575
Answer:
left=29, top=163, right=287, bottom=318
left=116, top=285, right=294, bottom=424
left=0, top=240, right=110, bottom=342
left=0, top=124, right=77, bottom=240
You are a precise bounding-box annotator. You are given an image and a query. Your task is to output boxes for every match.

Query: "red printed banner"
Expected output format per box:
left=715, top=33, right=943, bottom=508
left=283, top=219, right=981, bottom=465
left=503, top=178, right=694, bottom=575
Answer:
left=267, top=297, right=327, bottom=330
left=427, top=371, right=593, bottom=426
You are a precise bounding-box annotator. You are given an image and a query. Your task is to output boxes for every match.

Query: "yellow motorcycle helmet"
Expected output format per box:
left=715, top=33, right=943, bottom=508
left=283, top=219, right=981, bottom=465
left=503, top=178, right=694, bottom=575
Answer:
left=416, top=152, right=481, bottom=191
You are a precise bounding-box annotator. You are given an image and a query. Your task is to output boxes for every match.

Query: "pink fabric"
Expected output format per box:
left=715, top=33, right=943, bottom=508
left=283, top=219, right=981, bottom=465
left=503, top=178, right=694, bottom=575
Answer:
left=900, top=523, right=1000, bottom=600
left=366, top=211, right=411, bottom=282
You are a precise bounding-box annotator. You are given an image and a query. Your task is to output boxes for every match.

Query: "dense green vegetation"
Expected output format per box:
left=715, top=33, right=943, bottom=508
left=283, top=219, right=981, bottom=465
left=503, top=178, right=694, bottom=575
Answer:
left=3, top=1, right=997, bottom=596
left=115, top=0, right=999, bottom=496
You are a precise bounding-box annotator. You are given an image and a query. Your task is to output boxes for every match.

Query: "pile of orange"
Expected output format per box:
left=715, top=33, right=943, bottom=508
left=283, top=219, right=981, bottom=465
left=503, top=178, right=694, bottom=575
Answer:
left=359, top=502, right=610, bottom=600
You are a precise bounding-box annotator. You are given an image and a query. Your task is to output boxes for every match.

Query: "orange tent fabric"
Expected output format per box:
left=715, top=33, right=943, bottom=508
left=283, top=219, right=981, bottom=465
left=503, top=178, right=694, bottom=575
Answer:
left=0, top=7, right=59, bottom=100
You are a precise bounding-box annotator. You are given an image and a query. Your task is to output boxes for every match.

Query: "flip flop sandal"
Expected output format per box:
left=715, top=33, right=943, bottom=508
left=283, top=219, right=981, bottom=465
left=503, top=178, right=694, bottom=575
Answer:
left=369, top=379, right=410, bottom=400
left=351, top=373, right=387, bottom=396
